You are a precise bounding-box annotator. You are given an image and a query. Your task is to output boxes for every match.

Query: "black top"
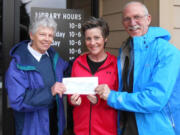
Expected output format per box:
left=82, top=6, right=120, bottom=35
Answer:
left=87, top=55, right=106, bottom=75
left=121, top=40, right=138, bottom=135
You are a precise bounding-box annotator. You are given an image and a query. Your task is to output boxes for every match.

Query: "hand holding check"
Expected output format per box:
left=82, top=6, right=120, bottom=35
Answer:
left=51, top=82, right=66, bottom=97
left=95, top=84, right=111, bottom=100
left=56, top=77, right=110, bottom=101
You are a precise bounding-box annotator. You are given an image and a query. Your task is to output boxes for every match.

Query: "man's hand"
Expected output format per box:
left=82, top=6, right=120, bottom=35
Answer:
left=51, top=82, right=66, bottom=98
left=95, top=84, right=110, bottom=100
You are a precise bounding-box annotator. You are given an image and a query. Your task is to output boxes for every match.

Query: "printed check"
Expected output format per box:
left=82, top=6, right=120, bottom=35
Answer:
left=63, top=77, right=98, bottom=95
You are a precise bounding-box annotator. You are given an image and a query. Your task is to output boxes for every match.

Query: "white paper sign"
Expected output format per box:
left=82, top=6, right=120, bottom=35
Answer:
left=63, top=77, right=98, bottom=95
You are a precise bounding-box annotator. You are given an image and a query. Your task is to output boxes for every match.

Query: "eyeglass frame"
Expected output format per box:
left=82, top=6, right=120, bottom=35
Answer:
left=122, top=14, right=149, bottom=23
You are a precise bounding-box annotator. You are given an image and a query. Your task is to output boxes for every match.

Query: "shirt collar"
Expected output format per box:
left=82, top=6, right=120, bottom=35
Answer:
left=27, top=41, right=49, bottom=62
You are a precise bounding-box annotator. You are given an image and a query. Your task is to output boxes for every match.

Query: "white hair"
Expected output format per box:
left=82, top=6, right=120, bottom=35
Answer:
left=122, top=1, right=149, bottom=16
left=29, top=15, right=57, bottom=35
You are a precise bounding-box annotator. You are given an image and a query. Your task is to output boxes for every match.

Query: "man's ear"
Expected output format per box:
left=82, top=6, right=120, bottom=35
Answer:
left=147, top=14, right=152, bottom=25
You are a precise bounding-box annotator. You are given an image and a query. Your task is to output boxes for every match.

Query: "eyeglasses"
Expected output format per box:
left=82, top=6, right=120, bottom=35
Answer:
left=123, top=15, right=148, bottom=23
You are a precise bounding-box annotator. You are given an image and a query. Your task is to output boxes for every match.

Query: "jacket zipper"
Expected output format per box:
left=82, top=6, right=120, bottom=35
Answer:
left=89, top=104, right=92, bottom=135
left=168, top=103, right=175, bottom=128
left=78, top=61, right=93, bottom=135
left=78, top=59, right=113, bottom=135
left=78, top=61, right=91, bottom=73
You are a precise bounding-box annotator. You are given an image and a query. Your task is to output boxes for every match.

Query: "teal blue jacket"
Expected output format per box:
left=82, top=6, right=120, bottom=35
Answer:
left=108, top=27, right=180, bottom=135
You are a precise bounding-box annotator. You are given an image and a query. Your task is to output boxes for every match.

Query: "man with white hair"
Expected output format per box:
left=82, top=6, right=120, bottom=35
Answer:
left=95, top=1, right=180, bottom=135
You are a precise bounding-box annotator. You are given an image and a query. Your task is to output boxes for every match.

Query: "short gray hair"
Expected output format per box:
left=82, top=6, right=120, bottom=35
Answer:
left=123, top=1, right=149, bottom=16
left=29, top=15, right=57, bottom=35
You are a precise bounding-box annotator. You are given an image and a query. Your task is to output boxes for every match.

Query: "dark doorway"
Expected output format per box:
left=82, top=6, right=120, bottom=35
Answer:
left=0, top=0, right=2, bottom=134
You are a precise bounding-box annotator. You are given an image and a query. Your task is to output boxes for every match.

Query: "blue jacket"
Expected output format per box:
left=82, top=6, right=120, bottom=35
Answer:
left=107, top=27, right=180, bottom=135
left=5, top=40, right=68, bottom=135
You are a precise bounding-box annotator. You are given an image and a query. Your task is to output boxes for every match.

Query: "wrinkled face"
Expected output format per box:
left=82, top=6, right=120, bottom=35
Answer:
left=85, top=27, right=107, bottom=56
left=30, top=26, right=54, bottom=54
left=122, top=3, right=151, bottom=37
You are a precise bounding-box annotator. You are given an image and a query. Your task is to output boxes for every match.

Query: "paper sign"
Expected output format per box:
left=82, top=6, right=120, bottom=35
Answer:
left=63, top=77, right=98, bottom=95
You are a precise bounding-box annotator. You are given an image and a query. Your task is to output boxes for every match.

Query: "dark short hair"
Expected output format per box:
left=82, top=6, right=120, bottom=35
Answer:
left=81, top=17, right=109, bottom=39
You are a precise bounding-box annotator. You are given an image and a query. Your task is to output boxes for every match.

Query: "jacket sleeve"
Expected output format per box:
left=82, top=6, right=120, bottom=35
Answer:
left=5, top=60, right=54, bottom=112
left=107, top=42, right=180, bottom=113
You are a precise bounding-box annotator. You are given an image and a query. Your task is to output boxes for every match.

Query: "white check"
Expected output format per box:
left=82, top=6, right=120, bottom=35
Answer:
left=63, top=77, right=98, bottom=95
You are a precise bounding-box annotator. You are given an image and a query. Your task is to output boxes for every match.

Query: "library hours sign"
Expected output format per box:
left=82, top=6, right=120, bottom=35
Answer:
left=31, top=8, right=84, bottom=61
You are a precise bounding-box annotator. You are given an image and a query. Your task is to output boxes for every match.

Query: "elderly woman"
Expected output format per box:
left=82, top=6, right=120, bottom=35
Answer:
left=68, top=17, right=118, bottom=135
left=5, top=16, right=67, bottom=135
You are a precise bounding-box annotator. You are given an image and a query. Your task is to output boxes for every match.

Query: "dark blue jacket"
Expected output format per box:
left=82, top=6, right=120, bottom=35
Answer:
left=5, top=40, right=68, bottom=135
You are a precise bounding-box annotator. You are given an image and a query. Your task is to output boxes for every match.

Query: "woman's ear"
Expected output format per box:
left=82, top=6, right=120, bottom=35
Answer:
left=104, top=38, right=108, bottom=48
left=29, top=32, right=33, bottom=40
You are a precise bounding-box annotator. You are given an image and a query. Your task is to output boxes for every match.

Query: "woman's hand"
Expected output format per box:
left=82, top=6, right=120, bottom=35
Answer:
left=87, top=94, right=98, bottom=104
left=51, top=82, right=66, bottom=98
left=70, top=94, right=82, bottom=106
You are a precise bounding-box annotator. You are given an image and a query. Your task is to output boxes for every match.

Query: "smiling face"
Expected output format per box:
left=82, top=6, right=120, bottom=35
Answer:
left=85, top=27, right=107, bottom=57
left=30, top=26, right=54, bottom=54
left=122, top=2, right=151, bottom=37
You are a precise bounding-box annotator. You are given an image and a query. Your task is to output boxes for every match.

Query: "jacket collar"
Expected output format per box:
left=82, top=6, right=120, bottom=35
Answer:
left=77, top=52, right=115, bottom=71
left=10, top=40, right=58, bottom=70
left=133, top=27, right=171, bottom=51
